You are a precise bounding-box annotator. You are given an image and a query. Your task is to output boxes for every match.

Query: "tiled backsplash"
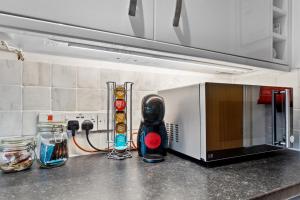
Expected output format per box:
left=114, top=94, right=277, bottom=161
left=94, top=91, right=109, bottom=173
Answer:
left=0, top=58, right=232, bottom=139
left=1, top=55, right=299, bottom=154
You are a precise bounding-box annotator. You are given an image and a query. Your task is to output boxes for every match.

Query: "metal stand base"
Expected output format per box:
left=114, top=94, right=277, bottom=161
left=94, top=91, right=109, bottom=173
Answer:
left=106, top=149, right=132, bottom=160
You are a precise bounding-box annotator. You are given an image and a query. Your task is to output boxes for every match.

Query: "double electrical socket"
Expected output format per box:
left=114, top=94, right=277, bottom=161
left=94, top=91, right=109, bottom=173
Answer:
left=65, top=113, right=107, bottom=132
left=38, top=112, right=110, bottom=132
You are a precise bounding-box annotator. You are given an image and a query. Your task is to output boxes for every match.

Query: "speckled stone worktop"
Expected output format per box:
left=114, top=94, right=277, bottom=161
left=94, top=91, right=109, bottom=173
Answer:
left=1, top=150, right=300, bottom=200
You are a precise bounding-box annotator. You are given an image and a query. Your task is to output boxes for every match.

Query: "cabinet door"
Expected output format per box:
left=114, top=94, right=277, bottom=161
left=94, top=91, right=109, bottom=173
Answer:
left=154, top=0, right=272, bottom=62
left=0, top=0, right=154, bottom=39
left=237, top=0, right=273, bottom=62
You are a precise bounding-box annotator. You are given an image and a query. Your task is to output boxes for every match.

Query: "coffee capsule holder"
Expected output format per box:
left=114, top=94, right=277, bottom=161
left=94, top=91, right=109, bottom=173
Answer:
left=106, top=81, right=134, bottom=160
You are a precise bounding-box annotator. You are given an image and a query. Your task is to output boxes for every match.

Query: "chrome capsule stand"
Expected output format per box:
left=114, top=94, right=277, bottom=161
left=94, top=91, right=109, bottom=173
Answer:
left=106, top=81, right=134, bottom=160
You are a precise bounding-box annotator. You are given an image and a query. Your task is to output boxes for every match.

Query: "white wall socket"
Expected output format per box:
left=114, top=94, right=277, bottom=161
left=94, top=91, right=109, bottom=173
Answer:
left=65, top=113, right=98, bottom=132
left=97, top=113, right=115, bottom=142
left=38, top=113, right=66, bottom=123
left=97, top=113, right=108, bottom=130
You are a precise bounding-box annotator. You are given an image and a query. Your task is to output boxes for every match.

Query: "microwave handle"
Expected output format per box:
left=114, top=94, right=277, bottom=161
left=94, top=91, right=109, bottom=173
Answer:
left=284, top=89, right=291, bottom=148
left=272, top=89, right=291, bottom=148
left=272, top=90, right=277, bottom=145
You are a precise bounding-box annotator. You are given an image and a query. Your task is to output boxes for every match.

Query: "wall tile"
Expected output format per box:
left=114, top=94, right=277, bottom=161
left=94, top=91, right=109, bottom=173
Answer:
left=157, top=74, right=209, bottom=91
left=52, top=88, right=76, bottom=111
left=294, top=109, right=300, bottom=130
left=0, top=112, right=22, bottom=137
left=77, top=67, right=99, bottom=88
left=132, top=91, right=157, bottom=111
left=294, top=91, right=300, bottom=111
left=52, top=64, right=76, bottom=88
left=0, top=60, right=22, bottom=85
left=232, top=71, right=278, bottom=86
left=23, top=87, right=51, bottom=110
left=119, top=71, right=140, bottom=90
left=77, top=89, right=102, bottom=111
left=99, top=89, right=108, bottom=110
left=23, top=62, right=51, bottom=86
left=293, top=129, right=300, bottom=149
left=0, top=85, right=21, bottom=111
left=22, top=111, right=39, bottom=136
left=133, top=110, right=142, bottom=130
left=276, top=70, right=299, bottom=88
left=135, top=72, right=159, bottom=91
left=99, top=69, right=120, bottom=89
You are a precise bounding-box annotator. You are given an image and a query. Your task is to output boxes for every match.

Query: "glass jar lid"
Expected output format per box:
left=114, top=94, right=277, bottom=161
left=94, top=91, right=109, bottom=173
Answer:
left=0, top=136, right=34, bottom=151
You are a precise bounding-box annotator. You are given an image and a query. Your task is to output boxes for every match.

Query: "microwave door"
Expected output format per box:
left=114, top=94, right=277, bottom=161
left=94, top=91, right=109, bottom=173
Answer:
left=272, top=89, right=292, bottom=148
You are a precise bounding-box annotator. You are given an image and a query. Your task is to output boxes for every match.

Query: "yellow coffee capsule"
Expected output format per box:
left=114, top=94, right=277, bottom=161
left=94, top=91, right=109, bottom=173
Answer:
left=116, top=111, right=126, bottom=123
left=115, top=86, right=125, bottom=99
left=116, top=123, right=126, bottom=134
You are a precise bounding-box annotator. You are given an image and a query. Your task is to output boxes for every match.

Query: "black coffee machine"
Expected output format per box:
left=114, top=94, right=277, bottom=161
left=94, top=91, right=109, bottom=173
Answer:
left=137, top=94, right=168, bottom=163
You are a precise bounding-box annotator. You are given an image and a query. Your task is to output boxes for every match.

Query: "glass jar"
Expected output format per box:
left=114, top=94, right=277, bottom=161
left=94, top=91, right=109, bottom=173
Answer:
left=36, top=123, right=68, bottom=168
left=0, top=136, right=35, bottom=173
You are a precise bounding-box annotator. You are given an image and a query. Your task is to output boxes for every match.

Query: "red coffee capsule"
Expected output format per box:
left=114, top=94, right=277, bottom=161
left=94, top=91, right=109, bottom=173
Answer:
left=114, top=99, right=126, bottom=111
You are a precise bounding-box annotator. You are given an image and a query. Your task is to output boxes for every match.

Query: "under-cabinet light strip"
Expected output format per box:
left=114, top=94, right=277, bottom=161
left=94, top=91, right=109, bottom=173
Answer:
left=49, top=38, right=254, bottom=74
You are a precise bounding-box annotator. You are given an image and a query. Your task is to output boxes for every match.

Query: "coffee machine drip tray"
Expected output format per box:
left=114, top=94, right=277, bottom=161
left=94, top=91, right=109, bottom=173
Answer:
left=206, top=144, right=284, bottom=162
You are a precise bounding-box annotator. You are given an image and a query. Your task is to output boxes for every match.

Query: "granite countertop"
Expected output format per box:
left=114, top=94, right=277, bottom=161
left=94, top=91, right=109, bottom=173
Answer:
left=1, top=150, right=300, bottom=200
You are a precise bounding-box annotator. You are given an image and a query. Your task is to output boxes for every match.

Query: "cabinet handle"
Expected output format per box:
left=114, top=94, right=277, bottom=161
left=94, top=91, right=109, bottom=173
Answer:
left=129, top=0, right=138, bottom=16
left=173, top=0, right=182, bottom=27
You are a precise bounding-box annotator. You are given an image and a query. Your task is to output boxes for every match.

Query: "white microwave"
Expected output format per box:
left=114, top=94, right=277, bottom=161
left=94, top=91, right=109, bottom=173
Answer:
left=158, top=82, right=293, bottom=163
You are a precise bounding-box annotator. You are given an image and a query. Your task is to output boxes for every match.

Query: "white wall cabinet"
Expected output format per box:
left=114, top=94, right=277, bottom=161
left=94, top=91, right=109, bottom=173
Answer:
left=154, top=0, right=277, bottom=64
left=0, top=0, right=290, bottom=71
left=154, top=0, right=238, bottom=57
left=237, top=0, right=273, bottom=62
left=0, top=0, right=154, bottom=39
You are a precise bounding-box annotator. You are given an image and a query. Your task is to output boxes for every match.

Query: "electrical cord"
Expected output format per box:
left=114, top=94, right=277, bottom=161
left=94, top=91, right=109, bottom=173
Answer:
left=129, top=131, right=138, bottom=150
left=0, top=41, right=24, bottom=61
left=82, top=120, right=108, bottom=152
left=68, top=120, right=109, bottom=153
left=85, top=133, right=107, bottom=152
left=72, top=118, right=137, bottom=152
left=85, top=131, right=137, bottom=151
left=130, top=141, right=137, bottom=149
left=72, top=136, right=99, bottom=153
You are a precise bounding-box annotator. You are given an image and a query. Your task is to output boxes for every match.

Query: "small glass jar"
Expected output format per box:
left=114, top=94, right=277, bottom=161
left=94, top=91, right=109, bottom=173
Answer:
left=0, top=136, right=35, bottom=173
left=36, top=123, right=68, bottom=168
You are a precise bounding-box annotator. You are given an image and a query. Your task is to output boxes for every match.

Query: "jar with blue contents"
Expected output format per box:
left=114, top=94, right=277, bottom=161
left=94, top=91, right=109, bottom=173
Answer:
left=36, top=123, right=68, bottom=168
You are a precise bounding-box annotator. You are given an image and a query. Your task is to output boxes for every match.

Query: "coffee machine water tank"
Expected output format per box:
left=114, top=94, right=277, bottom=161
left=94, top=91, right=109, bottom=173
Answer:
left=137, top=94, right=168, bottom=163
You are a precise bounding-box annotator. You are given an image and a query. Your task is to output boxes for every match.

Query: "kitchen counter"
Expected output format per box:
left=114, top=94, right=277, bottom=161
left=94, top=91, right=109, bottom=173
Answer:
left=1, top=150, right=300, bottom=200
